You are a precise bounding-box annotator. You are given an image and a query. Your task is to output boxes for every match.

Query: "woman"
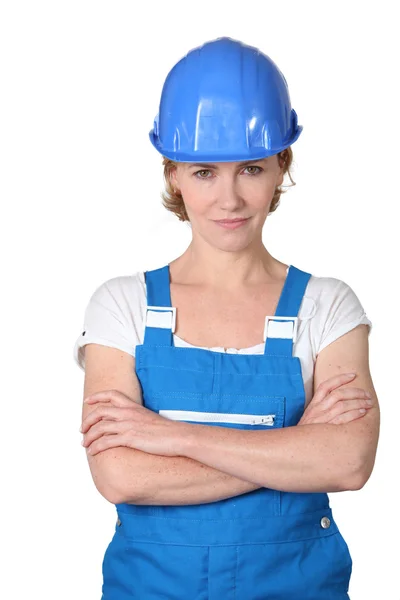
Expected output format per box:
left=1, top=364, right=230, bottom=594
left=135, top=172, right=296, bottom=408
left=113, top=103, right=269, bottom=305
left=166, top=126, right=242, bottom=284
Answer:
left=76, top=37, right=380, bottom=599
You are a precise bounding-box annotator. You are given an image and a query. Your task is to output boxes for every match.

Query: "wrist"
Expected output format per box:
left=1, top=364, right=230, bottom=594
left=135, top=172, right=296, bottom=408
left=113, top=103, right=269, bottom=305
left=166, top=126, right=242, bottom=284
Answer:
left=175, top=421, right=203, bottom=457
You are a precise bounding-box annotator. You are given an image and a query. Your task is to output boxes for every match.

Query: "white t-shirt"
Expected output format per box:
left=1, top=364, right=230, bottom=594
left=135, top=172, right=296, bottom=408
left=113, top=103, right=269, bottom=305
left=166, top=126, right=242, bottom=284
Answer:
left=73, top=269, right=372, bottom=407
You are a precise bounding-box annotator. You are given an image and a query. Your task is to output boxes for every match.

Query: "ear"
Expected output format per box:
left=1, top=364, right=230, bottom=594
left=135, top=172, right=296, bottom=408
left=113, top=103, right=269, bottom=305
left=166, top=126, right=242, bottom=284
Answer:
left=276, top=153, right=285, bottom=186
left=169, top=165, right=178, bottom=189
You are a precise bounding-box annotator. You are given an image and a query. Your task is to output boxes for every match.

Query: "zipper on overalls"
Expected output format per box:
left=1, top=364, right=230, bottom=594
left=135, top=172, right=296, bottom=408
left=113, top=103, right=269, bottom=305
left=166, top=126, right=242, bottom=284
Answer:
left=159, top=410, right=275, bottom=426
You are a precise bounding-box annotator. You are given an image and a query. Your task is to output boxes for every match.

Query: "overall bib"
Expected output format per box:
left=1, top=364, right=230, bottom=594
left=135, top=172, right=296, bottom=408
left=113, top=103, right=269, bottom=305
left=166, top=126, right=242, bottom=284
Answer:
left=101, top=264, right=353, bottom=599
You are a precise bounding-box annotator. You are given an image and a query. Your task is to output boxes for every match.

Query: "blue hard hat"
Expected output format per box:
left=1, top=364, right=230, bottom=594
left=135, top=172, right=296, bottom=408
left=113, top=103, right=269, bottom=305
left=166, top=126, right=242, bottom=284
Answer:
left=149, top=37, right=303, bottom=163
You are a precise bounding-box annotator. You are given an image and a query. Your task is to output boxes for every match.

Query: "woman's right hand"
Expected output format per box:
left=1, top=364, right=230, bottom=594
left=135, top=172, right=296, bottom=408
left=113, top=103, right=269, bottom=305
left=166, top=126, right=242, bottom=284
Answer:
left=298, top=373, right=374, bottom=426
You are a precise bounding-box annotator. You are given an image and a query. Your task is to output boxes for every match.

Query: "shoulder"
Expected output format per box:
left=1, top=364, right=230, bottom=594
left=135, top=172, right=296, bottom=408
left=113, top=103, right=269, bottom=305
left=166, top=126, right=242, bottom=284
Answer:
left=298, top=273, right=354, bottom=323
left=300, top=272, right=372, bottom=357
left=88, top=271, right=146, bottom=309
left=87, top=270, right=148, bottom=334
left=306, top=273, right=358, bottom=298
left=305, top=272, right=369, bottom=317
left=73, top=271, right=147, bottom=371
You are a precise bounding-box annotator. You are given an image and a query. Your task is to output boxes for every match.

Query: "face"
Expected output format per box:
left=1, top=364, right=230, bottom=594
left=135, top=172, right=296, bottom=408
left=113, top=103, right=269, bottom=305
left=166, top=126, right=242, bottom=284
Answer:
left=170, top=155, right=284, bottom=250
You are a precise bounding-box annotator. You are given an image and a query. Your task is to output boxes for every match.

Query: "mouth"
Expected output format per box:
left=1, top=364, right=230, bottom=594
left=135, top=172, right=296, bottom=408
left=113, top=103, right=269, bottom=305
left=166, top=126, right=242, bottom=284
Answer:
left=213, top=217, right=250, bottom=229
left=215, top=218, right=249, bottom=224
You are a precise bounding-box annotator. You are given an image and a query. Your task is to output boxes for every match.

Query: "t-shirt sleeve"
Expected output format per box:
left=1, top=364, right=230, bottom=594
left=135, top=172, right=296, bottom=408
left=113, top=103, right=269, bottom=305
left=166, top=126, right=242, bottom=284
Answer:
left=73, top=274, right=144, bottom=371
left=316, top=278, right=372, bottom=356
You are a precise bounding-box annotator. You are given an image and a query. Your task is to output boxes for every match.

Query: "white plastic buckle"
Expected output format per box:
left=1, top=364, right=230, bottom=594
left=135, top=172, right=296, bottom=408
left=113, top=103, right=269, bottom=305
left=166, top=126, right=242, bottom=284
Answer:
left=145, top=305, right=176, bottom=333
left=263, top=316, right=298, bottom=343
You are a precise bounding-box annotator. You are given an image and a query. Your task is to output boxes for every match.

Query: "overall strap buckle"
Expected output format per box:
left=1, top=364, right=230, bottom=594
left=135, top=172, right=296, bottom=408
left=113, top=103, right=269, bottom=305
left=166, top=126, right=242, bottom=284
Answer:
left=263, top=316, right=299, bottom=343
left=145, top=305, right=177, bottom=333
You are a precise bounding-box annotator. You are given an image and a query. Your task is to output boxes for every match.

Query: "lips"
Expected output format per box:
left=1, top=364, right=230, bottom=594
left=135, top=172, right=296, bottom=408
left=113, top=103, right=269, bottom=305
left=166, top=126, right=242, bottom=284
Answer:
left=214, top=218, right=250, bottom=229
left=215, top=218, right=248, bottom=224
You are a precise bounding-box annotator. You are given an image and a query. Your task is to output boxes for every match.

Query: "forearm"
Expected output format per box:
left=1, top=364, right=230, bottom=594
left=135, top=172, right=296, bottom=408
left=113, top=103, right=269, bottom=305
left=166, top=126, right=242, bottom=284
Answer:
left=181, top=422, right=364, bottom=493
left=114, top=448, right=260, bottom=505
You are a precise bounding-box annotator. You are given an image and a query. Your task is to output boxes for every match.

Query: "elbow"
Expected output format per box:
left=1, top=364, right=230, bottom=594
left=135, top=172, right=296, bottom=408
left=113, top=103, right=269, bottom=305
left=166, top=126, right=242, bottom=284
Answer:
left=100, top=480, right=146, bottom=505
left=103, top=485, right=127, bottom=505
left=90, top=477, right=124, bottom=505
left=346, top=470, right=371, bottom=491
left=344, top=472, right=367, bottom=491
left=342, top=456, right=374, bottom=491
left=87, top=450, right=146, bottom=505
left=351, top=464, right=375, bottom=490
left=97, top=482, right=144, bottom=505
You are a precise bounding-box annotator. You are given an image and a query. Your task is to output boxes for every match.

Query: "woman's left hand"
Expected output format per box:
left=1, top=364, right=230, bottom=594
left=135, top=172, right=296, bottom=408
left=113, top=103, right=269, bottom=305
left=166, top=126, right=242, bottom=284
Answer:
left=80, top=389, right=192, bottom=457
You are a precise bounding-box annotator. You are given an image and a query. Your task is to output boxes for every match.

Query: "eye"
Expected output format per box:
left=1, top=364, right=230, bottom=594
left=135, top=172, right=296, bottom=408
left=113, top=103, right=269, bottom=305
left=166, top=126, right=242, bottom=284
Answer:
left=194, top=169, right=212, bottom=179
left=244, top=166, right=263, bottom=175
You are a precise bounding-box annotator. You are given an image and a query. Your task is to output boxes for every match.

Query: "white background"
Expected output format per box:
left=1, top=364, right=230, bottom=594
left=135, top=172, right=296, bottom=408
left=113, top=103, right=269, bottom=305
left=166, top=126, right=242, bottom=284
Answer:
left=1, top=1, right=398, bottom=598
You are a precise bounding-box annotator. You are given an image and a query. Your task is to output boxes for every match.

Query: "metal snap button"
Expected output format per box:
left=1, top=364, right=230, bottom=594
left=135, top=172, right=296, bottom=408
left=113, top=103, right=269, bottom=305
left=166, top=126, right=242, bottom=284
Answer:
left=320, top=516, right=331, bottom=529
left=116, top=518, right=121, bottom=526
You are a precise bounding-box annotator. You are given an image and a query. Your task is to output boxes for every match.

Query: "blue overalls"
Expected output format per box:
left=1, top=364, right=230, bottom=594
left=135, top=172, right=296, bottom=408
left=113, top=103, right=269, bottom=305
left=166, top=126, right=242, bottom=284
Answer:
left=101, top=264, right=353, bottom=599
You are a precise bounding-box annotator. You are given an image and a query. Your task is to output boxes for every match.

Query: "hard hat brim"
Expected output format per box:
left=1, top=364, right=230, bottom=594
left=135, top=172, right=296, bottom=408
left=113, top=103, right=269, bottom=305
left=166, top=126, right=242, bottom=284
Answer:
left=149, top=126, right=303, bottom=163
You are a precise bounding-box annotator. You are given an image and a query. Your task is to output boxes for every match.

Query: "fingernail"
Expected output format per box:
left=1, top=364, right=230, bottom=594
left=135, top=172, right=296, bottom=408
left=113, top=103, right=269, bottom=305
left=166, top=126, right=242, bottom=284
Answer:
left=359, top=408, right=366, bottom=414
left=345, top=373, right=356, bottom=378
left=366, top=398, right=373, bottom=405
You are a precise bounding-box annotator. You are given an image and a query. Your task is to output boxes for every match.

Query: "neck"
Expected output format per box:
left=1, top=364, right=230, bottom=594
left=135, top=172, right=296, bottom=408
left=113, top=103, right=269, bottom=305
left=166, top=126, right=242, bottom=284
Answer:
left=169, top=243, right=287, bottom=290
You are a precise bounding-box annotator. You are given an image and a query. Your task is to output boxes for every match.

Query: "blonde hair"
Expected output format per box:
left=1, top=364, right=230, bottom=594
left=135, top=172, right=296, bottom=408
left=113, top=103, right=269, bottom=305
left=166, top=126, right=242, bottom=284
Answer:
left=160, top=147, right=296, bottom=223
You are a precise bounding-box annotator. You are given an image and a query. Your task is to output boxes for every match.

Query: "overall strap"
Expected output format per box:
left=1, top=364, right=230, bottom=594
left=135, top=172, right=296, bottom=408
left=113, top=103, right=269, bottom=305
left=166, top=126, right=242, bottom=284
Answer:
left=143, top=265, right=175, bottom=346
left=264, top=266, right=312, bottom=357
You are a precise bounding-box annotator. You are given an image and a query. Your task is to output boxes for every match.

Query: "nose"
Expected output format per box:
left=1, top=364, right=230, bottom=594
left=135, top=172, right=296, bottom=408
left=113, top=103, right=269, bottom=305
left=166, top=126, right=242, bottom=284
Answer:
left=216, top=176, right=245, bottom=210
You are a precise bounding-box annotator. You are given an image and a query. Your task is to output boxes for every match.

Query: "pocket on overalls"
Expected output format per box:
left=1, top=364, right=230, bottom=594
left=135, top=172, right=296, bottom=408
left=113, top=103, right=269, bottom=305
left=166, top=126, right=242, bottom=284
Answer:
left=112, top=538, right=208, bottom=599
left=129, top=541, right=208, bottom=599
left=235, top=530, right=352, bottom=599
left=158, top=408, right=279, bottom=429
left=158, top=394, right=286, bottom=431
left=103, top=514, right=210, bottom=599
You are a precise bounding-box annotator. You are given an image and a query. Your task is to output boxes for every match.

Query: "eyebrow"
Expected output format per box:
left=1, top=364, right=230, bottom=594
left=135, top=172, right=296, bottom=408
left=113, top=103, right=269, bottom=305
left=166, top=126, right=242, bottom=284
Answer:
left=188, top=159, right=266, bottom=169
